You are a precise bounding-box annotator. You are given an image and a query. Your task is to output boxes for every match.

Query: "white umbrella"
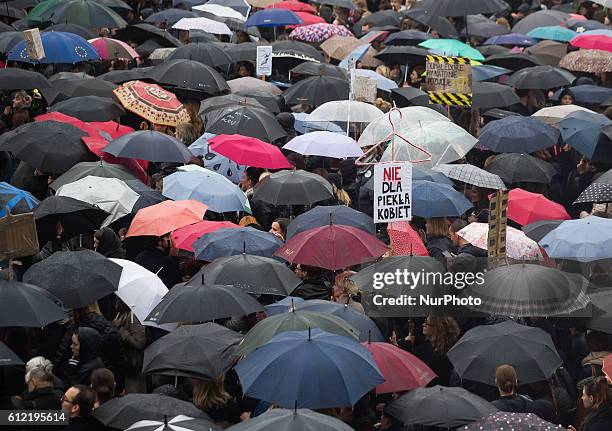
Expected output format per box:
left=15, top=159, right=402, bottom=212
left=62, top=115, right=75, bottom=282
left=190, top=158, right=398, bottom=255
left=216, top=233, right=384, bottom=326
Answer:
left=126, top=415, right=220, bottom=431
left=308, top=100, right=383, bottom=124
left=358, top=106, right=450, bottom=148
left=56, top=176, right=139, bottom=227
left=283, top=131, right=364, bottom=158
left=380, top=121, right=478, bottom=168
left=532, top=105, right=597, bottom=124
left=172, top=17, right=233, bottom=36
left=194, top=4, right=246, bottom=21
left=457, top=222, right=542, bottom=261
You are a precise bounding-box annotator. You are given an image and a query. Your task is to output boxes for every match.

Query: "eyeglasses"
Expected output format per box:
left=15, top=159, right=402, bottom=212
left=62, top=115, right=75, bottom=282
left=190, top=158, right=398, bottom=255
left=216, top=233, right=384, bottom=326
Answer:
left=61, top=395, right=77, bottom=405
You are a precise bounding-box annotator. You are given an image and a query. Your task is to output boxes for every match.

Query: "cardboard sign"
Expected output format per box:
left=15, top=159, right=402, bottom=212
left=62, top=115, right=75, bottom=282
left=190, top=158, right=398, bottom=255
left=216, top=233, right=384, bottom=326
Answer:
left=373, top=162, right=412, bottom=223
left=352, top=75, right=377, bottom=104
left=0, top=210, right=39, bottom=259
left=23, top=28, right=45, bottom=61
left=426, top=55, right=472, bottom=106
left=256, top=45, right=272, bottom=77
left=487, top=190, right=509, bottom=261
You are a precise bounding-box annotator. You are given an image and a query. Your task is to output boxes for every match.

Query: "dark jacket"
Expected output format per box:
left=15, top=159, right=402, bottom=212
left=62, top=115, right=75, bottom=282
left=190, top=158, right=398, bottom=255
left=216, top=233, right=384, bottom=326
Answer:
left=11, top=387, right=62, bottom=410
left=426, top=236, right=453, bottom=268
left=492, top=394, right=533, bottom=413
left=292, top=277, right=332, bottom=301
left=61, top=327, right=105, bottom=388
left=134, top=248, right=181, bottom=288
left=451, top=243, right=488, bottom=274
left=581, top=407, right=612, bottom=431
left=94, top=228, right=126, bottom=259
left=413, top=342, right=453, bottom=387
left=64, top=416, right=108, bottom=431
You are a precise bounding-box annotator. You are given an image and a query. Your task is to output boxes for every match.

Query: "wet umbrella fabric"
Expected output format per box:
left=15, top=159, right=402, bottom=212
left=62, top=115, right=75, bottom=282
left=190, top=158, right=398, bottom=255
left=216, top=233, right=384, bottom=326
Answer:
left=539, top=215, right=612, bottom=262
left=225, top=409, right=354, bottom=431
left=204, top=105, right=287, bottom=142
left=506, top=65, right=575, bottom=90
left=461, top=412, right=564, bottom=431
left=49, top=161, right=138, bottom=191
left=193, top=227, right=283, bottom=261
left=0, top=68, right=50, bottom=90
left=485, top=153, right=556, bottom=184
left=126, top=415, right=222, bottom=431
left=0, top=279, right=66, bottom=327
left=411, top=180, right=473, bottom=218
left=22, top=250, right=122, bottom=309
left=477, top=116, right=559, bottom=153
left=145, top=59, right=230, bottom=96
left=281, top=75, right=349, bottom=107
left=0, top=182, right=39, bottom=217
left=252, top=170, right=334, bottom=206
left=103, top=131, right=192, bottom=163
left=50, top=96, right=124, bottom=122
left=522, top=219, right=564, bottom=242
left=286, top=205, right=375, bottom=240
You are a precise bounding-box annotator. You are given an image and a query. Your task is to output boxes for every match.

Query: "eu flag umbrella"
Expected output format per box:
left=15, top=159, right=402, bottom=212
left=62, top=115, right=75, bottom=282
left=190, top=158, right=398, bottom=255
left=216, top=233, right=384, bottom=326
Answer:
left=8, top=31, right=100, bottom=64
left=0, top=182, right=39, bottom=217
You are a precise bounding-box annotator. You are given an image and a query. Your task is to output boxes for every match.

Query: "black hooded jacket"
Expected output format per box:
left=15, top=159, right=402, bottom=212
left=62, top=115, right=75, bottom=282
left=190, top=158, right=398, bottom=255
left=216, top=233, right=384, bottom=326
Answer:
left=62, top=327, right=105, bottom=388
left=95, top=228, right=126, bottom=259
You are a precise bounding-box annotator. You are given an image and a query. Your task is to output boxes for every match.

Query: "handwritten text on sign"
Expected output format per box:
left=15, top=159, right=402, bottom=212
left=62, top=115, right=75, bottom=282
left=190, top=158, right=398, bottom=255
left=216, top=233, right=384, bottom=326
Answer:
left=374, top=162, right=412, bottom=223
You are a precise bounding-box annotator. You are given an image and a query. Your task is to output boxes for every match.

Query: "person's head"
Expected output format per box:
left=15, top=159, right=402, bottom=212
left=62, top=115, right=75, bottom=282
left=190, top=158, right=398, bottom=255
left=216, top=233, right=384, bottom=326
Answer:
left=192, top=376, right=230, bottom=410
left=495, top=364, right=518, bottom=396
left=425, top=217, right=448, bottom=238
left=449, top=219, right=469, bottom=247
left=236, top=31, right=250, bottom=43
left=237, top=62, right=254, bottom=77
left=90, top=368, right=115, bottom=407
left=152, top=123, right=168, bottom=133
left=559, top=88, right=575, bottom=106
left=158, top=233, right=172, bottom=253
left=294, top=264, right=320, bottom=280
left=11, top=109, right=30, bottom=128
left=333, top=270, right=358, bottom=300
left=151, top=172, right=165, bottom=191
left=240, top=167, right=265, bottom=191
left=270, top=218, right=289, bottom=241
left=175, top=122, right=198, bottom=145
left=25, top=356, right=54, bottom=375
left=582, top=376, right=610, bottom=411
left=93, top=227, right=121, bottom=255
left=25, top=367, right=54, bottom=392
left=586, top=330, right=610, bottom=353
left=62, top=385, right=96, bottom=418
left=71, top=327, right=102, bottom=363
left=389, top=0, right=401, bottom=11
left=421, top=314, right=460, bottom=354
left=470, top=186, right=491, bottom=207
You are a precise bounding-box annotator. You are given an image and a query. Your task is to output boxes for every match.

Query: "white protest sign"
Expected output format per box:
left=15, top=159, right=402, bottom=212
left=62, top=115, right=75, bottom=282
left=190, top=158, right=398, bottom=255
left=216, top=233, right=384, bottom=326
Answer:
left=374, top=162, right=412, bottom=223
left=23, top=28, right=45, bottom=61
left=352, top=76, right=377, bottom=104
left=256, top=45, right=273, bottom=77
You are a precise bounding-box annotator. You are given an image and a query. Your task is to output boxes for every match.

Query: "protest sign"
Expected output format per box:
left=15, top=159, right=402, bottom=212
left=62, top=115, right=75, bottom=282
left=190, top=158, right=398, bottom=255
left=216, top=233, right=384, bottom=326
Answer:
left=0, top=210, right=39, bottom=259
left=23, top=28, right=45, bottom=61
left=256, top=45, right=273, bottom=77
left=352, top=75, right=377, bottom=104
left=373, top=162, right=412, bottom=223
left=487, top=190, right=509, bottom=262
left=426, top=55, right=472, bottom=107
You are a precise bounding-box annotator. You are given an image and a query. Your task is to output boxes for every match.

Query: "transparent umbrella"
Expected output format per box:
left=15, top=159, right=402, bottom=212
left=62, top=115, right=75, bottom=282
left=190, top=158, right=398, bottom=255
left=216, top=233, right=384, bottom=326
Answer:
left=307, top=100, right=383, bottom=135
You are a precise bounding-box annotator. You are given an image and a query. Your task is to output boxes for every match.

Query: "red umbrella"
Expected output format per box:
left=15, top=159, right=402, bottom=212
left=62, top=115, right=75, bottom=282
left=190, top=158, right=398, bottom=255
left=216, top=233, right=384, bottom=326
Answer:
left=209, top=134, right=292, bottom=169
left=127, top=200, right=208, bottom=238
left=290, top=12, right=326, bottom=27
left=266, top=0, right=316, bottom=13
left=603, top=354, right=612, bottom=382
left=505, top=188, right=570, bottom=226
left=274, top=224, right=388, bottom=270
left=571, top=34, right=612, bottom=52
left=388, top=221, right=428, bottom=256
left=362, top=342, right=437, bottom=394
left=172, top=220, right=239, bottom=252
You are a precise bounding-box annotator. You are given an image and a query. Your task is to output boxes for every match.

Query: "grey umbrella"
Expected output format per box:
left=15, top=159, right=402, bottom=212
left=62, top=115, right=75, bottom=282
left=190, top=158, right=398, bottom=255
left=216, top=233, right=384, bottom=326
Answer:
left=49, top=160, right=139, bottom=191
left=198, top=94, right=265, bottom=116
left=522, top=219, right=564, bottom=242
left=433, top=163, right=507, bottom=190
left=142, top=323, right=242, bottom=380
left=0, top=279, right=67, bottom=327
left=50, top=95, right=125, bottom=122
left=472, top=81, right=520, bottom=110
left=485, top=153, right=556, bottom=184
left=226, top=408, right=355, bottom=431
left=447, top=320, right=562, bottom=385
left=125, top=179, right=165, bottom=212
left=126, top=416, right=222, bottom=431
left=252, top=170, right=334, bottom=206
left=103, top=131, right=192, bottom=163
left=507, top=65, right=575, bottom=90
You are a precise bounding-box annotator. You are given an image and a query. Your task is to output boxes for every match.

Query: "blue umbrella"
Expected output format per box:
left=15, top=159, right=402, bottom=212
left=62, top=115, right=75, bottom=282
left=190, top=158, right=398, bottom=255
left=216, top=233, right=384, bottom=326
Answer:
left=293, top=300, right=385, bottom=342
left=265, top=296, right=305, bottom=316
left=484, top=33, right=535, bottom=46
left=193, top=227, right=283, bottom=261
left=412, top=180, right=472, bottom=218
left=188, top=133, right=246, bottom=185
left=472, top=64, right=511, bottom=82
left=8, top=31, right=100, bottom=64
left=551, top=85, right=612, bottom=106
left=527, top=26, right=577, bottom=42
left=234, top=328, right=384, bottom=408
left=287, top=205, right=375, bottom=240
left=162, top=169, right=250, bottom=214
left=0, top=182, right=39, bottom=217
left=566, top=18, right=609, bottom=32
left=124, top=180, right=165, bottom=212
left=558, top=111, right=612, bottom=163
left=246, top=9, right=302, bottom=27
left=540, top=216, right=612, bottom=262
left=581, top=29, right=612, bottom=38
left=478, top=116, right=560, bottom=153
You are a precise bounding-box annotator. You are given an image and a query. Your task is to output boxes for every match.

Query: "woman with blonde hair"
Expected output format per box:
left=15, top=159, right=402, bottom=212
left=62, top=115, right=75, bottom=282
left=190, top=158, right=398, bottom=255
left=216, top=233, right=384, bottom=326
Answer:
left=332, top=271, right=364, bottom=313
left=192, top=376, right=236, bottom=425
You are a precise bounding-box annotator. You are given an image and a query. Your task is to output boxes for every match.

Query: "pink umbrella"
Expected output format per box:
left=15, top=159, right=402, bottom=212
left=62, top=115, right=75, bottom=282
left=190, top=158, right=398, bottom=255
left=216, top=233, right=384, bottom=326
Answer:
left=388, top=221, right=429, bottom=256
left=505, top=188, right=570, bottom=226
left=290, top=23, right=353, bottom=43
left=571, top=34, right=612, bottom=52
left=208, top=134, right=292, bottom=169
left=89, top=37, right=140, bottom=60
left=172, top=220, right=239, bottom=251
left=288, top=12, right=326, bottom=28
left=266, top=0, right=316, bottom=13
left=274, top=224, right=389, bottom=270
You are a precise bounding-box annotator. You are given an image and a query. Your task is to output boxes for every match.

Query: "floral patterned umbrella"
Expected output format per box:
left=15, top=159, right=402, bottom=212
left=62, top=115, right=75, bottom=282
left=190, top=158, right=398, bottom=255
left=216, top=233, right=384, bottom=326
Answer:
left=113, top=80, right=191, bottom=127
left=559, top=49, right=612, bottom=73
left=457, top=222, right=543, bottom=260
left=462, top=412, right=563, bottom=430
left=290, top=23, right=353, bottom=43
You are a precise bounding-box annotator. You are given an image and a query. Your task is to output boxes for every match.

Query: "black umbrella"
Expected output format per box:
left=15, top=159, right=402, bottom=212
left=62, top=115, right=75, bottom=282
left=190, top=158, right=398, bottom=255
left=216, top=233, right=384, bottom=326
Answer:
left=0, top=279, right=66, bottom=327
left=41, top=0, right=126, bottom=28
left=204, top=105, right=287, bottom=142
left=145, top=282, right=264, bottom=324
left=226, top=408, right=355, bottom=431
left=22, top=250, right=122, bottom=309
left=0, top=31, right=22, bottom=54
left=0, top=5, right=24, bottom=20
left=574, top=182, right=612, bottom=205
left=290, top=62, right=348, bottom=79
left=98, top=67, right=152, bottom=84
left=485, top=153, right=556, bottom=184
left=472, top=81, right=520, bottom=110
left=522, top=219, right=564, bottom=242
left=507, top=65, right=575, bottom=90
left=461, top=14, right=509, bottom=38
left=34, top=195, right=109, bottom=243
left=125, top=179, right=165, bottom=212
left=447, top=320, right=562, bottom=385
left=103, top=131, right=193, bottom=163
left=385, top=29, right=431, bottom=46
left=316, top=0, right=356, bottom=9
left=142, top=322, right=242, bottom=379
left=385, top=386, right=498, bottom=428
left=477, top=44, right=509, bottom=57
left=144, top=7, right=199, bottom=26
left=43, top=77, right=117, bottom=104
left=97, top=0, right=132, bottom=11
left=287, top=205, right=375, bottom=240
left=483, top=52, right=543, bottom=71
left=465, top=264, right=590, bottom=317
left=234, top=90, right=282, bottom=113
left=145, top=59, right=229, bottom=98
left=374, top=46, right=428, bottom=66
left=125, top=416, right=221, bottom=431
left=0, top=120, right=93, bottom=174
left=43, top=23, right=95, bottom=39
left=477, top=116, right=560, bottom=153
left=390, top=87, right=447, bottom=114
left=50, top=95, right=124, bottom=122
left=0, top=341, right=23, bottom=366
left=49, top=72, right=93, bottom=81
left=512, top=9, right=569, bottom=34
left=0, top=68, right=50, bottom=90
left=0, top=16, right=16, bottom=30
left=421, top=0, right=508, bottom=16
left=281, top=75, right=349, bottom=107
left=272, top=40, right=324, bottom=63
left=92, top=394, right=210, bottom=430
left=114, top=23, right=181, bottom=47
left=198, top=94, right=265, bottom=116
left=354, top=10, right=400, bottom=37
left=198, top=254, right=301, bottom=296
left=166, top=42, right=233, bottom=67
left=49, top=160, right=138, bottom=191
left=252, top=170, right=334, bottom=206
left=401, top=8, right=459, bottom=38
left=228, top=42, right=259, bottom=62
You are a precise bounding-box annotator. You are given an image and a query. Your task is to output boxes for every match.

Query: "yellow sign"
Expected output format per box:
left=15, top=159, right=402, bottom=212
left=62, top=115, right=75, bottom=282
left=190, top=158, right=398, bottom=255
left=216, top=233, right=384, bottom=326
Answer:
left=426, top=55, right=472, bottom=107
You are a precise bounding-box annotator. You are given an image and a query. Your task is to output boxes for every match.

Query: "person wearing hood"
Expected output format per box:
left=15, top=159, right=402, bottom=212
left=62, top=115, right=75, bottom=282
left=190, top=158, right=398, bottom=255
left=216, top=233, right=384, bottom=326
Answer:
left=449, top=219, right=488, bottom=274
left=559, top=88, right=576, bottom=106
left=291, top=265, right=332, bottom=301
left=62, top=327, right=105, bottom=388
left=93, top=228, right=126, bottom=259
